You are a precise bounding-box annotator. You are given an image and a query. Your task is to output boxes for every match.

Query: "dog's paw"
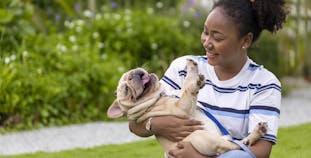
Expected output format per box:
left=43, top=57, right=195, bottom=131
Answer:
left=186, top=59, right=198, bottom=73
left=197, top=74, right=205, bottom=89
left=241, top=138, right=250, bottom=146
left=187, top=59, right=198, bottom=66
left=241, top=122, right=268, bottom=146
left=256, top=122, right=268, bottom=136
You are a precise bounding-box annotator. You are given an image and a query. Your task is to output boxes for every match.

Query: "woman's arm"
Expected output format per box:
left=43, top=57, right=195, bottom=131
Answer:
left=249, top=139, right=273, bottom=158
left=129, top=115, right=203, bottom=141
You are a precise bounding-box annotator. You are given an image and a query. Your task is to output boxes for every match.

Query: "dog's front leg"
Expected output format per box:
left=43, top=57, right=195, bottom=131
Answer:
left=177, top=59, right=205, bottom=114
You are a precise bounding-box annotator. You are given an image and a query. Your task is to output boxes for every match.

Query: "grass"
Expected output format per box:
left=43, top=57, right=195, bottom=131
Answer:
left=1, top=123, right=310, bottom=158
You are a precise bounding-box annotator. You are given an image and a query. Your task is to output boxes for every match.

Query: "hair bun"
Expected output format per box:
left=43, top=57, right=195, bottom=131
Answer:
left=251, top=0, right=289, bottom=33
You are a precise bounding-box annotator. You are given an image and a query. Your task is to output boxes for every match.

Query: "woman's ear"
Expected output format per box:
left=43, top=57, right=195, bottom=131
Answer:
left=241, top=32, right=253, bottom=50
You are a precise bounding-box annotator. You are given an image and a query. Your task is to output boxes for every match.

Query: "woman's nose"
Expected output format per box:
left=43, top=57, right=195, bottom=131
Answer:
left=202, top=37, right=213, bottom=50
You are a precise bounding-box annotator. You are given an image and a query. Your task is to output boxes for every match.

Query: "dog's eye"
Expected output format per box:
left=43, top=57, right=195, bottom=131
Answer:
left=125, top=85, right=129, bottom=93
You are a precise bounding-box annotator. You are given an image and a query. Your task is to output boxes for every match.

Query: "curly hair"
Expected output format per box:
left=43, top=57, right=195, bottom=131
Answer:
left=212, top=0, right=289, bottom=42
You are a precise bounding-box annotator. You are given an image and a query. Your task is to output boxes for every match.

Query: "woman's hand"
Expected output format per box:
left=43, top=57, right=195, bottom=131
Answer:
left=151, top=116, right=203, bottom=142
left=168, top=141, right=215, bottom=158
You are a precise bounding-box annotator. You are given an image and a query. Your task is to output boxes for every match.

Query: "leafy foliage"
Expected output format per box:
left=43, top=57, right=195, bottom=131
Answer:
left=0, top=1, right=203, bottom=130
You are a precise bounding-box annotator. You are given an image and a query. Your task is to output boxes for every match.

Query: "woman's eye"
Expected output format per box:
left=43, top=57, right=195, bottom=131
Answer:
left=214, top=36, right=224, bottom=42
left=215, top=38, right=223, bottom=42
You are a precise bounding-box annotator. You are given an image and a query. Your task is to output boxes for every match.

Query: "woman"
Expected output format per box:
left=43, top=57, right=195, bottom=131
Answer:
left=129, top=0, right=289, bottom=157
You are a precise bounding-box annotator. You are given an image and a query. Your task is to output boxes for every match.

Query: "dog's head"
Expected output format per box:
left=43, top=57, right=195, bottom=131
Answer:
left=107, top=68, right=161, bottom=119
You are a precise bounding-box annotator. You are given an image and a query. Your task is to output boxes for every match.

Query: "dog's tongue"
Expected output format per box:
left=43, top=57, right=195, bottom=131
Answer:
left=142, top=74, right=150, bottom=85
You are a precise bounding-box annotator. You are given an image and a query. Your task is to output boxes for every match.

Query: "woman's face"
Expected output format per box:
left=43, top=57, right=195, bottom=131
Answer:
left=201, top=7, right=247, bottom=69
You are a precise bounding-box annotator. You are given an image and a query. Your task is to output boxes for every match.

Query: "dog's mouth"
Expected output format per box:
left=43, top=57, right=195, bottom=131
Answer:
left=142, top=74, right=151, bottom=86
left=142, top=73, right=156, bottom=91
left=139, top=73, right=157, bottom=98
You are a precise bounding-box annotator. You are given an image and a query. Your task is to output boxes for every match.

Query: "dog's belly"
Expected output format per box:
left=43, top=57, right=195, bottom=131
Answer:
left=193, top=109, right=222, bottom=136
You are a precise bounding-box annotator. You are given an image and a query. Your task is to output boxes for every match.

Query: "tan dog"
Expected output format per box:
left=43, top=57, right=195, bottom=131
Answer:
left=107, top=59, right=267, bottom=156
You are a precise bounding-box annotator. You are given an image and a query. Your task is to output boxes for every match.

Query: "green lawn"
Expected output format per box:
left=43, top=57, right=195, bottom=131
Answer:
left=1, top=123, right=310, bottom=158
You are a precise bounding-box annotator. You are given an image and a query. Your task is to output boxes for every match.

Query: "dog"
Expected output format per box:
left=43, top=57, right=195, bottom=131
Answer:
left=107, top=59, right=267, bottom=156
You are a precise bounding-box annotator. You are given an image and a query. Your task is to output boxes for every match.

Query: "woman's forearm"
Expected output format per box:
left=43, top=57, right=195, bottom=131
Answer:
left=249, top=139, right=273, bottom=158
left=128, top=120, right=153, bottom=137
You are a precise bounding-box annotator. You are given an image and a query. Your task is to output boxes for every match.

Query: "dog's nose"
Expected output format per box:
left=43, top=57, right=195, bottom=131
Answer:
left=128, top=70, right=145, bottom=80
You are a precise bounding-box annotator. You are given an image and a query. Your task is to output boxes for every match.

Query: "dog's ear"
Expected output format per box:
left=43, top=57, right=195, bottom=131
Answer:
left=107, top=100, right=124, bottom=118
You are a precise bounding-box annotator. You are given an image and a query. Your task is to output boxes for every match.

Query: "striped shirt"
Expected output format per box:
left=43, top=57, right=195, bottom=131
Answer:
left=160, top=55, right=281, bottom=143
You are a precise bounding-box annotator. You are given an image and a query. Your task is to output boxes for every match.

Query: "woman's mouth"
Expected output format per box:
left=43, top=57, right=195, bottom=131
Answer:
left=206, top=51, right=219, bottom=59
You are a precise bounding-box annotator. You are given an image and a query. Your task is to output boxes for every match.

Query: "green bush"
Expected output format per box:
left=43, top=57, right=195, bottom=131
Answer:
left=0, top=7, right=202, bottom=131
left=249, top=31, right=282, bottom=77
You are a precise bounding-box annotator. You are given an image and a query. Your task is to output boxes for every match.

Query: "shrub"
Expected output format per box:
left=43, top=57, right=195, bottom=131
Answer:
left=0, top=8, right=202, bottom=131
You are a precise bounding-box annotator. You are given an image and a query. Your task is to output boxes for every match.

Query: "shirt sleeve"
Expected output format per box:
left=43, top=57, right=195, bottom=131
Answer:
left=249, top=82, right=281, bottom=144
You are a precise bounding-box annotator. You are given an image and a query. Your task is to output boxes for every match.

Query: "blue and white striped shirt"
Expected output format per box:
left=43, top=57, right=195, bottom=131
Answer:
left=160, top=55, right=281, bottom=143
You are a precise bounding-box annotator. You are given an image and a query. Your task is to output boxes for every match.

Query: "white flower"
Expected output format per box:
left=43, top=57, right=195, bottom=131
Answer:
left=10, top=54, right=16, bottom=61
left=64, top=20, right=70, bottom=28
left=56, top=44, right=67, bottom=52
left=104, top=13, right=110, bottom=19
left=101, top=53, right=107, bottom=60
left=114, top=14, right=121, bottom=20
left=76, top=19, right=85, bottom=26
left=4, top=57, right=10, bottom=64
left=76, top=26, right=82, bottom=33
left=151, top=43, right=158, bottom=50
left=72, top=45, right=79, bottom=51
left=124, top=15, right=131, bottom=21
left=156, top=2, right=164, bottom=8
left=68, top=22, right=75, bottom=29
left=83, top=10, right=93, bottom=18
left=183, top=20, right=191, bottom=28
left=23, top=51, right=29, bottom=57
left=118, top=66, right=125, bottom=72
left=69, top=35, right=76, bottom=43
left=147, top=8, right=154, bottom=14
left=95, top=14, right=102, bottom=20
left=125, top=9, right=131, bottom=15
left=92, top=32, right=100, bottom=39
left=37, top=68, right=42, bottom=74
left=98, top=42, right=105, bottom=49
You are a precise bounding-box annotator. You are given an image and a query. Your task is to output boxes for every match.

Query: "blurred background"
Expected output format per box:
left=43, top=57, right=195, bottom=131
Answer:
left=0, top=0, right=310, bottom=132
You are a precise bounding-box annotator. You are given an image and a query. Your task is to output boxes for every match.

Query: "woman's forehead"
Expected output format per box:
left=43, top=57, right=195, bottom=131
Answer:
left=204, top=7, right=237, bottom=33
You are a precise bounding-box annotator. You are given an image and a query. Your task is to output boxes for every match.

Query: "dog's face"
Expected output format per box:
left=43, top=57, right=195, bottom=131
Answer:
left=107, top=68, right=160, bottom=118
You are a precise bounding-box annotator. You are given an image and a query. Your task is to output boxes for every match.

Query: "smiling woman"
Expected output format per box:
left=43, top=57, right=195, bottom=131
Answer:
left=201, top=6, right=249, bottom=80
left=129, top=0, right=289, bottom=158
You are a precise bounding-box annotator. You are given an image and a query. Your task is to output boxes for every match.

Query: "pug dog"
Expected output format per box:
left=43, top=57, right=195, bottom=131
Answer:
left=107, top=59, right=267, bottom=156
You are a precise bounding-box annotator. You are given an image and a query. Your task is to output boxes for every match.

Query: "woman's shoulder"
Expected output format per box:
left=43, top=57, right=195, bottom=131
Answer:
left=247, top=59, right=281, bottom=86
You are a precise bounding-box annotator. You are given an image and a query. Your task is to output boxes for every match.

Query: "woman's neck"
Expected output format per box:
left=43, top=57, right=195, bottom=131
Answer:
left=214, top=57, right=247, bottom=81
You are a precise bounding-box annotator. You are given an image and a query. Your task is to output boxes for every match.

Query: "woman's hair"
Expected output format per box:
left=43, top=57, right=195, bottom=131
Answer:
left=212, top=0, right=289, bottom=42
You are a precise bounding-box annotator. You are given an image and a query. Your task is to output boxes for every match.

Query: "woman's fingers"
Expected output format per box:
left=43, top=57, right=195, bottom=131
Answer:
left=183, top=119, right=203, bottom=126
left=151, top=116, right=204, bottom=141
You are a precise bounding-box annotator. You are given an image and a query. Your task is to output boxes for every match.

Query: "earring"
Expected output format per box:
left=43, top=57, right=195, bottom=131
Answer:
left=242, top=46, right=246, bottom=49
